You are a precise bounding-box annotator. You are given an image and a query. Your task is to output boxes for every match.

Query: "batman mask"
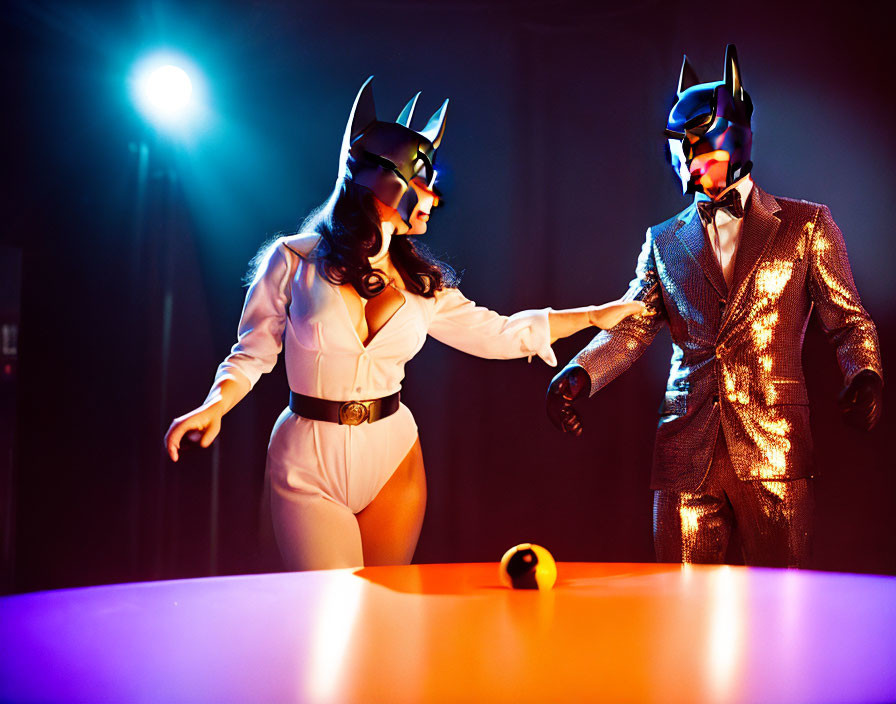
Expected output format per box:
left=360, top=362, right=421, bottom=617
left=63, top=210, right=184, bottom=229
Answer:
left=665, top=44, right=753, bottom=196
left=340, top=76, right=448, bottom=226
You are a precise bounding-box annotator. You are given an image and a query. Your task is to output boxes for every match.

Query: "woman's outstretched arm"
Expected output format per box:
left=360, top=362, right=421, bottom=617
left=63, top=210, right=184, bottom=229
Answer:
left=548, top=301, right=645, bottom=343
left=427, top=288, right=644, bottom=366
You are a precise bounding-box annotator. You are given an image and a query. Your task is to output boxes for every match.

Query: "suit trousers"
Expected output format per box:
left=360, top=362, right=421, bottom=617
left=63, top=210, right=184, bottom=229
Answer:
left=653, top=434, right=814, bottom=567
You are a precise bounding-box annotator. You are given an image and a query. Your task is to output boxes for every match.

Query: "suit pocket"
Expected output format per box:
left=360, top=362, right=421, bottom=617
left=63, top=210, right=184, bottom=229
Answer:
left=768, top=378, right=809, bottom=406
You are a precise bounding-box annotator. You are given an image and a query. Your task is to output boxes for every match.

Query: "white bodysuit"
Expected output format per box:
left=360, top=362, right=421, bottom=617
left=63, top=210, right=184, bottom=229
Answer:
left=215, top=233, right=556, bottom=515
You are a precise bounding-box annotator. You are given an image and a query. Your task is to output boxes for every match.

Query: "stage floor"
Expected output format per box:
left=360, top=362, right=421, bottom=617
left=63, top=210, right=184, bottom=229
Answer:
left=2, top=562, right=895, bottom=702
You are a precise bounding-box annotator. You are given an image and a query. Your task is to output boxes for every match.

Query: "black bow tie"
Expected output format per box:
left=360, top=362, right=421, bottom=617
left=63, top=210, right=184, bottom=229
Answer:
left=697, top=188, right=745, bottom=222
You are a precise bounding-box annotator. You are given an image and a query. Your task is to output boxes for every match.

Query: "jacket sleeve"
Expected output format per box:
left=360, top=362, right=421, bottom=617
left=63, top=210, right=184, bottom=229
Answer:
left=808, top=205, right=883, bottom=385
left=427, top=287, right=556, bottom=366
left=572, top=229, right=667, bottom=395
left=214, top=240, right=299, bottom=390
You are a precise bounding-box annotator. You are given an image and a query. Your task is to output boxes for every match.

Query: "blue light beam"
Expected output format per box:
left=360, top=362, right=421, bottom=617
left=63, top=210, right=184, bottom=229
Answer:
left=130, top=52, right=205, bottom=134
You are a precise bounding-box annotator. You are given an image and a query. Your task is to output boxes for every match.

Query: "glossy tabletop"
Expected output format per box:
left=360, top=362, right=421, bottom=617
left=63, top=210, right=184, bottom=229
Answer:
left=2, top=563, right=895, bottom=703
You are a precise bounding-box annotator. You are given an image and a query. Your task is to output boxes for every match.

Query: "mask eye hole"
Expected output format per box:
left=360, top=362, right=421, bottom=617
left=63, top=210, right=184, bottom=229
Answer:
left=413, top=149, right=434, bottom=186
left=683, top=112, right=714, bottom=134
left=362, top=151, right=408, bottom=184
left=684, top=113, right=715, bottom=137
left=665, top=111, right=715, bottom=140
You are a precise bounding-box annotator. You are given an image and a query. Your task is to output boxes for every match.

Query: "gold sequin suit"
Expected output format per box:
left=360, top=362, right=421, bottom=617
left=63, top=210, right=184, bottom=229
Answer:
left=574, top=184, right=882, bottom=495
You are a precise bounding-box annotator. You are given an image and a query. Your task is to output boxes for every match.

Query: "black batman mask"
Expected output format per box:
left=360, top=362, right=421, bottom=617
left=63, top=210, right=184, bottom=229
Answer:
left=665, top=44, right=753, bottom=196
left=340, top=77, right=448, bottom=225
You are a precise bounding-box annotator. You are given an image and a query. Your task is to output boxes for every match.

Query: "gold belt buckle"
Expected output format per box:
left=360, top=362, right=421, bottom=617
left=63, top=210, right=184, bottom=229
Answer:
left=339, top=400, right=370, bottom=425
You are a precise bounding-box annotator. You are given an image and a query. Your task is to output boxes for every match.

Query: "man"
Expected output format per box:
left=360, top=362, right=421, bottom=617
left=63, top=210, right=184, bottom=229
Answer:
left=546, top=45, right=883, bottom=567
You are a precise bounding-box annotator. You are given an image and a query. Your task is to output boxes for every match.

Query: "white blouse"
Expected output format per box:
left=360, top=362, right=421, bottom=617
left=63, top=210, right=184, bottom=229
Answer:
left=214, top=233, right=556, bottom=401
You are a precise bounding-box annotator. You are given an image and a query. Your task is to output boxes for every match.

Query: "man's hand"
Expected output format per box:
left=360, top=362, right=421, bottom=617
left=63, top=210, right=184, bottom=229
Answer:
left=838, top=369, right=883, bottom=431
left=546, top=365, right=592, bottom=436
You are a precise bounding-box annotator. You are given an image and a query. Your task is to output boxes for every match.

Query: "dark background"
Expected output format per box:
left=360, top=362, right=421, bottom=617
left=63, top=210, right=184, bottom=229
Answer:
left=2, top=0, right=894, bottom=593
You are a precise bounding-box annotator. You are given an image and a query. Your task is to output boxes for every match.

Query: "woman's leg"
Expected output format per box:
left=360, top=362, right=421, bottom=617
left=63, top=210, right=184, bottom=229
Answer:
left=271, top=488, right=364, bottom=571
left=355, top=438, right=426, bottom=566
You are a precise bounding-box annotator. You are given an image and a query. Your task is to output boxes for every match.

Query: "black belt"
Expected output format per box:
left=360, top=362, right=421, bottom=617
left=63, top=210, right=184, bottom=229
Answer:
left=289, top=391, right=400, bottom=426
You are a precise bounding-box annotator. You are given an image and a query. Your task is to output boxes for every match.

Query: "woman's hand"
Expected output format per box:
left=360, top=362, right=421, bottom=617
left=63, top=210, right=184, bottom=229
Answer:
left=588, top=300, right=646, bottom=330
left=164, top=399, right=225, bottom=462
left=548, top=301, right=646, bottom=343
left=164, top=376, right=250, bottom=462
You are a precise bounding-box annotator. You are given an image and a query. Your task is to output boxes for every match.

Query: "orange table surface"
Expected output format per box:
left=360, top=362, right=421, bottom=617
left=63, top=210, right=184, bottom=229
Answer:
left=2, top=562, right=895, bottom=703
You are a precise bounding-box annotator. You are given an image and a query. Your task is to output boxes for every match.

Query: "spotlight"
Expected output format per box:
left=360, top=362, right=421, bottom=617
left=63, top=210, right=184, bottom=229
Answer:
left=130, top=52, right=203, bottom=131
left=139, top=65, right=192, bottom=117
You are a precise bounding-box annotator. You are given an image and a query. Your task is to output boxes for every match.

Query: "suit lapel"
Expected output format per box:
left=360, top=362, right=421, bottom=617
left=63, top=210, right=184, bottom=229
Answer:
left=673, top=204, right=728, bottom=298
left=728, top=186, right=782, bottom=308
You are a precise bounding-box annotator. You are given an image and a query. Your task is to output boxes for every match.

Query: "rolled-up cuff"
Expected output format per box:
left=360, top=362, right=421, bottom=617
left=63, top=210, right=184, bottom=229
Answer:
left=506, top=307, right=557, bottom=367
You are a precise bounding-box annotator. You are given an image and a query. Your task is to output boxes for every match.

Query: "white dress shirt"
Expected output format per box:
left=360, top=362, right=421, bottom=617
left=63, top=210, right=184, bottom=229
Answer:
left=213, top=232, right=556, bottom=512
left=694, top=175, right=754, bottom=288
left=215, top=233, right=556, bottom=399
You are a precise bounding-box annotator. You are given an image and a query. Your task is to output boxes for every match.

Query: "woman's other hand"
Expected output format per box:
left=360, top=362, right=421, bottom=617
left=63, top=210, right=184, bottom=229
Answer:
left=588, top=300, right=646, bottom=330
left=164, top=400, right=225, bottom=462
left=164, top=376, right=250, bottom=462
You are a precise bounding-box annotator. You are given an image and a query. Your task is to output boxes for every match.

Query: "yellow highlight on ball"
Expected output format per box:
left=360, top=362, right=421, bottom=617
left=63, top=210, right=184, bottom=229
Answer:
left=499, top=543, right=557, bottom=590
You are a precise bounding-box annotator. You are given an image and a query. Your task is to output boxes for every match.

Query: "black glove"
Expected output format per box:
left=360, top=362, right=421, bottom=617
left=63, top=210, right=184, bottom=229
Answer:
left=838, top=370, right=883, bottom=431
left=546, top=365, right=592, bottom=436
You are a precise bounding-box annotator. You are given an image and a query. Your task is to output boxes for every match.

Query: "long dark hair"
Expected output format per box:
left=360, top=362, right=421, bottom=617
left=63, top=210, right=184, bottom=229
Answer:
left=301, top=179, right=458, bottom=298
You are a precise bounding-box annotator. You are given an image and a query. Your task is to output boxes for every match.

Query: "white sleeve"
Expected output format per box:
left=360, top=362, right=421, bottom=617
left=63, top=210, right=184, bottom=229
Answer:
left=214, top=241, right=298, bottom=389
left=427, top=287, right=556, bottom=366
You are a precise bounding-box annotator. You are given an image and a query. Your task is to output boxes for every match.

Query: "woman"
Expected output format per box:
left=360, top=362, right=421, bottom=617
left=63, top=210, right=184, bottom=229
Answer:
left=165, top=78, right=642, bottom=570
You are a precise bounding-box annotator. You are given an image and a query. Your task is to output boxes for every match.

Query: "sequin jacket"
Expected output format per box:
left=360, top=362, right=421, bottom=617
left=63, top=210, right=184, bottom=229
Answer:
left=573, top=185, right=882, bottom=491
